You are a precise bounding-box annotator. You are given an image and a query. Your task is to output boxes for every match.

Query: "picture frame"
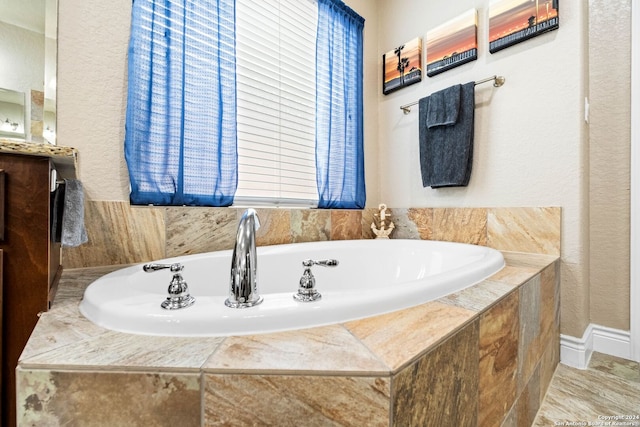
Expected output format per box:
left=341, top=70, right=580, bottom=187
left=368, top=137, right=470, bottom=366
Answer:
left=489, top=0, right=559, bottom=54
left=382, top=37, right=422, bottom=95
left=426, top=9, right=478, bottom=77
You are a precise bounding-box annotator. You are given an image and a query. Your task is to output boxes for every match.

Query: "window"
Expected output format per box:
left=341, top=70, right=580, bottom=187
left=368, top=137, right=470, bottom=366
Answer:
left=125, top=0, right=365, bottom=209
left=235, top=0, right=319, bottom=207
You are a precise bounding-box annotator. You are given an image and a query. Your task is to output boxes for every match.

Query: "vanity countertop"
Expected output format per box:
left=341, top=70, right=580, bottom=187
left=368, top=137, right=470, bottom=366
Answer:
left=0, top=138, right=78, bottom=179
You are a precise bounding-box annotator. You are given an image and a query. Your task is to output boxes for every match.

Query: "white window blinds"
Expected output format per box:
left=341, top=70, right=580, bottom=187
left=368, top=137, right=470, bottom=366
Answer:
left=234, top=0, right=319, bottom=207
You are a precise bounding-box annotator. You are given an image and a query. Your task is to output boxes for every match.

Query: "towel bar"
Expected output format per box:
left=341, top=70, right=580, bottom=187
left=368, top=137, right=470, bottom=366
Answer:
left=399, top=75, right=505, bottom=115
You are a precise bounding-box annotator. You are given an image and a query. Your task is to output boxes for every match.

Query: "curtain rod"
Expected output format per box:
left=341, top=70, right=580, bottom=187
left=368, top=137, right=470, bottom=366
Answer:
left=399, top=75, right=506, bottom=115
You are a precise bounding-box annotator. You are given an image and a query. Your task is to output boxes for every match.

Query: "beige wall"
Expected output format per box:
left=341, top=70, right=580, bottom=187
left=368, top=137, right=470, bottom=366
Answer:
left=588, top=0, right=631, bottom=331
left=55, top=0, right=632, bottom=340
left=57, top=0, right=131, bottom=201
left=376, top=0, right=590, bottom=338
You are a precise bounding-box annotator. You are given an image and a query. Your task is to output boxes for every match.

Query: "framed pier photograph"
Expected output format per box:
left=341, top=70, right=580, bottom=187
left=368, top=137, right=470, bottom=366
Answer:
left=426, top=9, right=478, bottom=77
left=489, top=0, right=559, bottom=54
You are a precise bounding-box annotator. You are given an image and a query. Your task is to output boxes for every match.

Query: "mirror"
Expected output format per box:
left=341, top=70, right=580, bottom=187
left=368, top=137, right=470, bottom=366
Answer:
left=0, top=0, right=57, bottom=144
left=0, top=88, right=26, bottom=139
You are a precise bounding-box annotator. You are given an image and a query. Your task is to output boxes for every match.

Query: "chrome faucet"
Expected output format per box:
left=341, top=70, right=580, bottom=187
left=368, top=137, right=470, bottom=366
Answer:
left=225, top=208, right=263, bottom=308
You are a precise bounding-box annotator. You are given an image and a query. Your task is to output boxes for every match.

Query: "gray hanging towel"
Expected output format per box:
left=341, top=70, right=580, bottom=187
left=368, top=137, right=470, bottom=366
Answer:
left=61, top=179, right=89, bottom=247
left=419, top=81, right=475, bottom=188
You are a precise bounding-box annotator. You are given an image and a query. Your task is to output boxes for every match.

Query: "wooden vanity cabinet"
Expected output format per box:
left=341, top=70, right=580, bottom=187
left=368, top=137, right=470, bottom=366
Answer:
left=0, top=154, right=62, bottom=427
left=0, top=248, right=3, bottom=423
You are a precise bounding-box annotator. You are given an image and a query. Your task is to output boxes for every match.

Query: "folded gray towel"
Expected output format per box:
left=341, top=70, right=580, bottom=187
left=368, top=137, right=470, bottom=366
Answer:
left=61, top=179, right=89, bottom=247
left=426, top=84, right=461, bottom=128
left=419, top=81, right=475, bottom=188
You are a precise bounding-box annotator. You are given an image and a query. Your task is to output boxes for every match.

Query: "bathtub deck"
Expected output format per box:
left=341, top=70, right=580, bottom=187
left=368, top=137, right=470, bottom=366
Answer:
left=16, top=251, right=559, bottom=426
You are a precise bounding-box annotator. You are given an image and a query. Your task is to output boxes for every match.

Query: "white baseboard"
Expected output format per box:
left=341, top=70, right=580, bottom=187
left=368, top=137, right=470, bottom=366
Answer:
left=560, top=324, right=632, bottom=369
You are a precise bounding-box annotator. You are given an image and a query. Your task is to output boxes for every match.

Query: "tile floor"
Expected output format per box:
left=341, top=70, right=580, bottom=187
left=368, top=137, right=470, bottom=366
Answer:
left=534, top=352, right=640, bottom=426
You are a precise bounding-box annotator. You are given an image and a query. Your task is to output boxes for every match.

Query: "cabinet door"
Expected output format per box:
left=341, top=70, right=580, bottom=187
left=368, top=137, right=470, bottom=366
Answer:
left=0, top=156, right=52, bottom=427
left=0, top=170, right=4, bottom=241
left=0, top=248, right=3, bottom=421
left=0, top=249, right=4, bottom=412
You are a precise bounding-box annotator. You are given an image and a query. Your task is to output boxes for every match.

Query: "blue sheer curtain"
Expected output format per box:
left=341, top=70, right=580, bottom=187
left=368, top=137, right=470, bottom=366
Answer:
left=315, top=0, right=366, bottom=209
left=125, top=0, right=237, bottom=206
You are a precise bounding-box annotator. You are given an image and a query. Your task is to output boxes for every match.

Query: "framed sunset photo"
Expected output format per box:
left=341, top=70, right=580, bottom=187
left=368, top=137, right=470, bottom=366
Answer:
left=489, top=0, right=559, bottom=54
left=426, top=9, right=478, bottom=77
left=382, top=37, right=422, bottom=95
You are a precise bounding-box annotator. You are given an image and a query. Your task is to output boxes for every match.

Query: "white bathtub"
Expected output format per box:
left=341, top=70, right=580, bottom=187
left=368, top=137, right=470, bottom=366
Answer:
left=79, top=239, right=504, bottom=337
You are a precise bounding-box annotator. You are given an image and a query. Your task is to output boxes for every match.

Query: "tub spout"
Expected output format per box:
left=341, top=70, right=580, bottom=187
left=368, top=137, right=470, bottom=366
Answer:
left=226, top=208, right=263, bottom=308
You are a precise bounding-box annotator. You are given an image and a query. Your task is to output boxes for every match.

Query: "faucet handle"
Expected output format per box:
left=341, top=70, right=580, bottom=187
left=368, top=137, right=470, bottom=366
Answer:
left=294, top=259, right=338, bottom=303
left=142, top=262, right=195, bottom=310
left=302, top=259, right=339, bottom=267
left=143, top=262, right=184, bottom=273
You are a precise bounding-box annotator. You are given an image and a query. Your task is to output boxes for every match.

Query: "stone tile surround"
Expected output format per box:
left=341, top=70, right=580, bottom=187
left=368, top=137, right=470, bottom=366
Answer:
left=17, top=252, right=559, bottom=426
left=19, top=203, right=562, bottom=425
left=62, top=202, right=561, bottom=268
